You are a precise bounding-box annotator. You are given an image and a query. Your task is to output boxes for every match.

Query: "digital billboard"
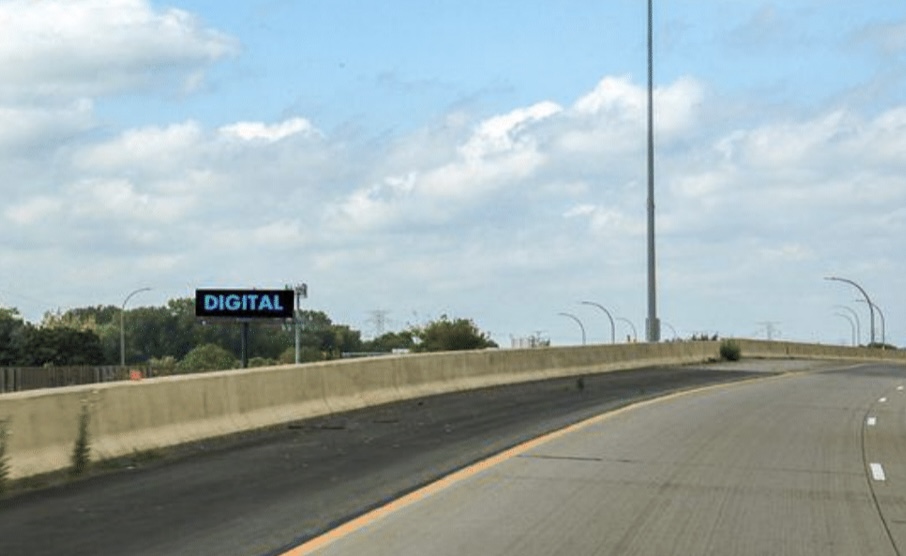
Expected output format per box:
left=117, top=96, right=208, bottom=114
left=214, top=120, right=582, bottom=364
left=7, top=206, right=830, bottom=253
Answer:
left=195, top=288, right=295, bottom=319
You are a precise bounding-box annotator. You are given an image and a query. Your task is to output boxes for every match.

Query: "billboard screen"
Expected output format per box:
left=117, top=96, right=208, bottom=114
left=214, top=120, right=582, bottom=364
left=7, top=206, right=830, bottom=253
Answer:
left=195, top=289, right=295, bottom=319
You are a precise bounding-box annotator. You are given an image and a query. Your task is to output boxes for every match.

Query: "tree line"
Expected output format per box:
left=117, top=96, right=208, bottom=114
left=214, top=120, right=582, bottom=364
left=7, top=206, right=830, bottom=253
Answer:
left=0, top=300, right=497, bottom=373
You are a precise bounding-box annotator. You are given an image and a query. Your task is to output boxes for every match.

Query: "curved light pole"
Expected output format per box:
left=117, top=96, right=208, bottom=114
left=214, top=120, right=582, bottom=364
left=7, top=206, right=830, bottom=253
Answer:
left=580, top=301, right=615, bottom=344
left=833, top=305, right=861, bottom=346
left=617, top=317, right=638, bottom=343
left=855, top=299, right=886, bottom=346
left=662, top=321, right=679, bottom=340
left=558, top=312, right=587, bottom=346
left=825, top=277, right=875, bottom=345
left=121, top=287, right=151, bottom=366
left=833, top=312, right=856, bottom=346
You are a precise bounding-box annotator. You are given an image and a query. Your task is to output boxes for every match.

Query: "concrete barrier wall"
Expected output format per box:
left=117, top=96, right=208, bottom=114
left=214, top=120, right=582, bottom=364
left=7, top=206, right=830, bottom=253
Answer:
left=0, top=339, right=902, bottom=480
left=734, top=339, right=906, bottom=362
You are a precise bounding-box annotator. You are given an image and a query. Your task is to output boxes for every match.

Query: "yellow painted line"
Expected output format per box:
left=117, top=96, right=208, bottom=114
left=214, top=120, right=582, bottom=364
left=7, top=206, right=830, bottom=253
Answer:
left=282, top=370, right=796, bottom=555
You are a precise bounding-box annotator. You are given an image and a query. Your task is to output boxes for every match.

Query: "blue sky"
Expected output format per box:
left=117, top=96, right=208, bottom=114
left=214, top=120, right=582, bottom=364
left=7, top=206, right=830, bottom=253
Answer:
left=99, top=1, right=905, bottom=130
left=1, top=0, right=905, bottom=347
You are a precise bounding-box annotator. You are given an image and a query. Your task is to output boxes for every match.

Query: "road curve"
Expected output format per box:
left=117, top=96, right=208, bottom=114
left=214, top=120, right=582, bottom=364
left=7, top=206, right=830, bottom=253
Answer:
left=300, top=362, right=906, bottom=556
left=0, top=363, right=777, bottom=556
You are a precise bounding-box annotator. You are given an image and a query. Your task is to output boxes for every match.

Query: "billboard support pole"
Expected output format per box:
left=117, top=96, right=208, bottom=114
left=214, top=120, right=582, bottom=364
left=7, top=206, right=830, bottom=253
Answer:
left=240, top=321, right=249, bottom=369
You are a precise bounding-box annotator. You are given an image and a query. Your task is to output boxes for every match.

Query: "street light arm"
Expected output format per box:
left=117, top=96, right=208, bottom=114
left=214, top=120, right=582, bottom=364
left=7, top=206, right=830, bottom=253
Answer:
left=558, top=312, right=587, bottom=346
left=616, top=317, right=638, bottom=342
left=832, top=312, right=856, bottom=347
left=120, top=287, right=152, bottom=367
left=122, top=287, right=152, bottom=310
left=833, top=305, right=861, bottom=346
left=580, top=301, right=616, bottom=344
left=825, top=276, right=875, bottom=345
left=854, top=298, right=886, bottom=346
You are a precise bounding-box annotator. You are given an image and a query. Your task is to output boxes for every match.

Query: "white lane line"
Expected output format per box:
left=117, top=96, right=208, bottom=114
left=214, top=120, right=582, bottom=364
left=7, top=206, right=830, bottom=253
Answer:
left=899, top=386, right=904, bottom=391
left=867, top=417, right=878, bottom=426
left=879, top=397, right=888, bottom=403
left=870, top=463, right=887, bottom=482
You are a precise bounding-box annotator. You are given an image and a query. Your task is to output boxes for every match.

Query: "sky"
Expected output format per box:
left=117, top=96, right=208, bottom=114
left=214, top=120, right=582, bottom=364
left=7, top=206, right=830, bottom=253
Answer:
left=1, top=0, right=905, bottom=348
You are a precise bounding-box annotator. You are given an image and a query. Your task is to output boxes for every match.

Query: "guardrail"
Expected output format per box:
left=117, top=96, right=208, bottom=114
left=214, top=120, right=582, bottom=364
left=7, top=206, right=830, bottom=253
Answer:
left=0, top=339, right=902, bottom=481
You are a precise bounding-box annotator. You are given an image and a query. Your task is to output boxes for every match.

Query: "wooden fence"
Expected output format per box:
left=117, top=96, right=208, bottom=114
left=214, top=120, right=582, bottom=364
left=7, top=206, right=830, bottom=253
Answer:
left=0, top=366, right=139, bottom=393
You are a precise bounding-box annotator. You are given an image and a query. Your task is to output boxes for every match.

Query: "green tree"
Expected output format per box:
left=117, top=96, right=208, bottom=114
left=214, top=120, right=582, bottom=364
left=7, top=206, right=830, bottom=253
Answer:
left=278, top=346, right=323, bottom=364
left=410, top=315, right=497, bottom=352
left=42, top=305, right=120, bottom=364
left=148, top=355, right=178, bottom=376
left=291, top=310, right=364, bottom=359
left=122, top=298, right=205, bottom=363
left=17, top=326, right=104, bottom=366
left=0, top=308, right=26, bottom=366
left=176, top=343, right=237, bottom=373
left=363, top=330, right=416, bottom=352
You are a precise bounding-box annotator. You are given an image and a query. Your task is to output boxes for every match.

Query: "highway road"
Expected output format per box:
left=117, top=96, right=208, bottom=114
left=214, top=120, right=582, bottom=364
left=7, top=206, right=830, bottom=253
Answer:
left=298, top=361, right=906, bottom=556
left=1, top=359, right=898, bottom=555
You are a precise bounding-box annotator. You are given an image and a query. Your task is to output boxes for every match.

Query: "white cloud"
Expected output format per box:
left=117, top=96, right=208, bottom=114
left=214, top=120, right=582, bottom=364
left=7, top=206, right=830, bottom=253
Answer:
left=0, top=99, right=95, bottom=152
left=74, top=122, right=205, bottom=175
left=0, top=0, right=237, bottom=99
left=1, top=47, right=904, bottom=346
left=557, top=75, right=705, bottom=156
left=67, top=178, right=194, bottom=222
left=459, top=101, right=562, bottom=162
left=564, top=204, right=644, bottom=238
left=574, top=75, right=644, bottom=118
left=325, top=102, right=562, bottom=232
left=207, top=219, right=312, bottom=251
left=326, top=76, right=707, bottom=237
left=860, top=20, right=906, bottom=55
left=5, top=196, right=63, bottom=225
left=758, top=243, right=815, bottom=263
left=218, top=118, right=321, bottom=142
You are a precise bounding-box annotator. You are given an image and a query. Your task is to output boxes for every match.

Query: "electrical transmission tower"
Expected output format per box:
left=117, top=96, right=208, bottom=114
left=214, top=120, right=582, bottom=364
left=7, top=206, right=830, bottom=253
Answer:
left=366, top=310, right=390, bottom=338
left=757, top=321, right=782, bottom=340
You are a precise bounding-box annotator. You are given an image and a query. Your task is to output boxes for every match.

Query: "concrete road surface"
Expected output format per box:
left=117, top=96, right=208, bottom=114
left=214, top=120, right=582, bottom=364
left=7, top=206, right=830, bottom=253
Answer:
left=0, top=364, right=774, bottom=556
left=302, top=362, right=906, bottom=556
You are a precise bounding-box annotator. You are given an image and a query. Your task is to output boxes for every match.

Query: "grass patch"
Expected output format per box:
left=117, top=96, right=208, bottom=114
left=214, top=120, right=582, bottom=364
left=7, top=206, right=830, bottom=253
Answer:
left=719, top=339, right=742, bottom=361
left=70, top=404, right=91, bottom=477
left=95, top=448, right=166, bottom=471
left=0, top=417, right=10, bottom=494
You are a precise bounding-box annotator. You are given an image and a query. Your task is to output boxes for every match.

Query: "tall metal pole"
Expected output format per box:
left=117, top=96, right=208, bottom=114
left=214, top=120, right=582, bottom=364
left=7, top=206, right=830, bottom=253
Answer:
left=855, top=299, right=886, bottom=346
left=825, top=277, right=875, bottom=345
left=580, top=301, right=616, bottom=344
left=558, top=313, right=587, bottom=345
left=294, top=283, right=308, bottom=364
left=617, top=317, right=638, bottom=342
left=240, top=321, right=249, bottom=368
left=833, top=313, right=856, bottom=346
left=833, top=305, right=861, bottom=346
left=646, top=0, right=660, bottom=342
left=120, top=287, right=151, bottom=366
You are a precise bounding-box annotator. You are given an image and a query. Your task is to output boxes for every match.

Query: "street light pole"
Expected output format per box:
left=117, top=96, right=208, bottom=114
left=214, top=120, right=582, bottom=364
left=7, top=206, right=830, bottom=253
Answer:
left=645, top=0, right=660, bottom=342
left=825, top=277, right=875, bottom=345
left=617, top=317, right=638, bottom=342
left=833, top=312, right=856, bottom=346
left=833, top=305, right=861, bottom=346
left=579, top=301, right=616, bottom=344
left=558, top=313, right=587, bottom=345
left=662, top=321, right=678, bottom=340
left=855, top=299, right=886, bottom=346
left=121, top=287, right=151, bottom=367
